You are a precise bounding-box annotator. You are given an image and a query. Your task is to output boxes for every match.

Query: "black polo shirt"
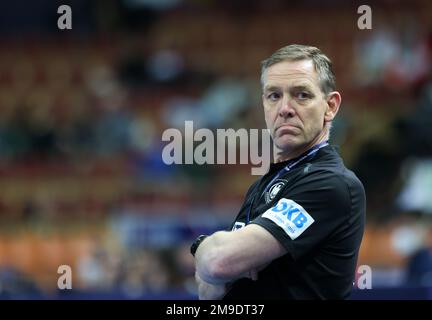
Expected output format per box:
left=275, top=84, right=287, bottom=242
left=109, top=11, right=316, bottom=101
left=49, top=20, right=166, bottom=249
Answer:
left=223, top=145, right=366, bottom=300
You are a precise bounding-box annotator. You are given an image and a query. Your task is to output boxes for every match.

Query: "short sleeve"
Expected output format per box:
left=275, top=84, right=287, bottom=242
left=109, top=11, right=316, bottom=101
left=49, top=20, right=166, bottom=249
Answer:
left=250, top=170, right=352, bottom=260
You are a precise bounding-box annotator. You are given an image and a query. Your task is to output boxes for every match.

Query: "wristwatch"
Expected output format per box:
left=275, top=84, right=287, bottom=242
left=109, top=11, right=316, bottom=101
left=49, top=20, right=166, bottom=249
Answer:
left=190, top=235, right=208, bottom=257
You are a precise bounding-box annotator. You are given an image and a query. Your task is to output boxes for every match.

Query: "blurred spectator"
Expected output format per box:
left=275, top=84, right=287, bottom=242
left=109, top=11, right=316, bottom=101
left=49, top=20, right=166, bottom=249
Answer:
left=117, top=249, right=170, bottom=298
left=173, top=243, right=197, bottom=295
left=56, top=96, right=96, bottom=160
left=405, top=220, right=432, bottom=286
left=397, top=80, right=432, bottom=158
left=147, top=50, right=185, bottom=84
left=86, top=65, right=135, bottom=158
left=355, top=19, right=430, bottom=92
left=163, top=77, right=252, bottom=129
left=0, top=104, right=32, bottom=161
left=77, top=243, right=120, bottom=291
left=355, top=26, right=400, bottom=87
left=397, top=158, right=432, bottom=214
left=390, top=213, right=429, bottom=259
left=0, top=267, right=42, bottom=299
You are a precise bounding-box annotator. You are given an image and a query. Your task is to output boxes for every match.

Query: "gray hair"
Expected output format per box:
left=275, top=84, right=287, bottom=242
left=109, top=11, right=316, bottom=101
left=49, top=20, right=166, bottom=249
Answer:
left=261, top=44, right=336, bottom=95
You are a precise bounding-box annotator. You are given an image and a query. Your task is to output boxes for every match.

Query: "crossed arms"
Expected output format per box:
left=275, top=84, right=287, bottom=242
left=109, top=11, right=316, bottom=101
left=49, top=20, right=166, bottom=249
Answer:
left=194, top=223, right=287, bottom=299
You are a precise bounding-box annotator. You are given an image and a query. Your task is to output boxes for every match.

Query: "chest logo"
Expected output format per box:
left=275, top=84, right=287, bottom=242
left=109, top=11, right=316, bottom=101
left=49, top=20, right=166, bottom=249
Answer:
left=265, top=180, right=286, bottom=203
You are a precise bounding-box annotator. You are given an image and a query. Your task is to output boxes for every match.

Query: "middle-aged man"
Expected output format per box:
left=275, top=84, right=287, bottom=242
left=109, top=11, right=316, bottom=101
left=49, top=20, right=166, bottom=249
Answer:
left=190, top=44, right=366, bottom=300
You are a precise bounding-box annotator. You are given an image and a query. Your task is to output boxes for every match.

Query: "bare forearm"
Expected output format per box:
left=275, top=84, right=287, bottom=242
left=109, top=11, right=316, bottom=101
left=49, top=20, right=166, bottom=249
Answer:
left=194, top=222, right=284, bottom=288
left=194, top=231, right=259, bottom=285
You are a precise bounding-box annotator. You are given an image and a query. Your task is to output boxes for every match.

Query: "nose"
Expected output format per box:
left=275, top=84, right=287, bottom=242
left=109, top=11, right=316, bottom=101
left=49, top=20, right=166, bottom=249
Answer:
left=278, top=97, right=295, bottom=119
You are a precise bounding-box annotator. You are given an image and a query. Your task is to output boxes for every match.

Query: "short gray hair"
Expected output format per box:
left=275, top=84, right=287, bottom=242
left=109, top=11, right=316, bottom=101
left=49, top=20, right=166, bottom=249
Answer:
left=261, top=44, right=336, bottom=94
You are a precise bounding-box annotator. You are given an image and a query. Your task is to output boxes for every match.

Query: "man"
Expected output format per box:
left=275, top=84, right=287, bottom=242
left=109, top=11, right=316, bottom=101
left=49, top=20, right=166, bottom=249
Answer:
left=191, top=44, right=366, bottom=299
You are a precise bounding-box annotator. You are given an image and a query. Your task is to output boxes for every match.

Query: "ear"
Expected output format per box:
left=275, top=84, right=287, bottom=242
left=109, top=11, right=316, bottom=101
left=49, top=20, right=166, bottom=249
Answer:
left=324, top=91, right=342, bottom=123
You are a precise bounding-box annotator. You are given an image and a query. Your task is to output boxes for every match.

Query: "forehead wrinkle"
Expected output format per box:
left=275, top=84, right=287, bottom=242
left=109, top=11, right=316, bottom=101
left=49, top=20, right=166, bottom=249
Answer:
left=263, top=60, right=319, bottom=88
left=264, top=76, right=317, bottom=92
left=267, top=68, right=316, bottom=82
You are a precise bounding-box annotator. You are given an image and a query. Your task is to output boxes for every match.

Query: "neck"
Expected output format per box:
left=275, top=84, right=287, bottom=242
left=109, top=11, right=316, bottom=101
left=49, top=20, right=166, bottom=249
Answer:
left=274, top=131, right=328, bottom=163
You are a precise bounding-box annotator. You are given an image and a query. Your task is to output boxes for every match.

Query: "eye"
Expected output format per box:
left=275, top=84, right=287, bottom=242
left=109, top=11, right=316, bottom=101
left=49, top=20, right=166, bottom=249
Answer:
left=267, top=92, right=281, bottom=102
left=296, top=92, right=311, bottom=100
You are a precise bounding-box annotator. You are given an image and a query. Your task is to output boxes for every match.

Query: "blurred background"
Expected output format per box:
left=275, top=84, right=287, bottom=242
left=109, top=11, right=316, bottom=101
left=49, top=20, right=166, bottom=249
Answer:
left=0, top=0, right=431, bottom=299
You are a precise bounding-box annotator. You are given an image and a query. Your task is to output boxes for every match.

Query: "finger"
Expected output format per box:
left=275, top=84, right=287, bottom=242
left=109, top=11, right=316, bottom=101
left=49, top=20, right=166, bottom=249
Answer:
left=195, top=272, right=202, bottom=284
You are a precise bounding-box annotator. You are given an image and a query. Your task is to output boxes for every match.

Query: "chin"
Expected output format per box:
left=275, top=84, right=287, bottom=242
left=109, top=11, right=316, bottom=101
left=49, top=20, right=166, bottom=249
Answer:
left=274, top=137, right=302, bottom=151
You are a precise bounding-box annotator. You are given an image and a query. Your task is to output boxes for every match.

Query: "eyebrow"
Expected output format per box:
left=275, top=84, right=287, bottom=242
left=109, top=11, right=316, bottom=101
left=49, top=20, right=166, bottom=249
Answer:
left=292, top=84, right=312, bottom=90
left=263, top=85, right=281, bottom=92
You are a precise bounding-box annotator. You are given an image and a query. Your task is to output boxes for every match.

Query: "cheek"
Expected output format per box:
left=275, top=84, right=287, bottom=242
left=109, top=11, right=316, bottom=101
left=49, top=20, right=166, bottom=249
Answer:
left=308, top=102, right=326, bottom=122
left=301, top=109, right=323, bottom=132
left=317, top=108, right=326, bottom=125
left=264, top=108, right=276, bottom=127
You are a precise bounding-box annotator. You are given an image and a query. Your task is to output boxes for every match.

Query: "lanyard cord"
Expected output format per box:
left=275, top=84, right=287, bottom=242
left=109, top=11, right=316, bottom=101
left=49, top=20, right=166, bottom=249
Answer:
left=246, top=141, right=329, bottom=224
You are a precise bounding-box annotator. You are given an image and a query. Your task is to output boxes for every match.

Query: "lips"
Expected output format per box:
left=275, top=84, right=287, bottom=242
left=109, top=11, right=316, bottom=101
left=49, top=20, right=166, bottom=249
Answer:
left=275, top=123, right=299, bottom=134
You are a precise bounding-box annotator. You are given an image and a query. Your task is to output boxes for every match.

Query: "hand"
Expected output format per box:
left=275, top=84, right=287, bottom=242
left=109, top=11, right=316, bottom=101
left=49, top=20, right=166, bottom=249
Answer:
left=247, top=260, right=272, bottom=280
left=195, top=272, right=227, bottom=300
left=245, top=261, right=272, bottom=281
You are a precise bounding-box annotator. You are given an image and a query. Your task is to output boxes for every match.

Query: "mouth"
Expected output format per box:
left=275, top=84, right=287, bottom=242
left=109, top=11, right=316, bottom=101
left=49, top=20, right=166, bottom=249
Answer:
left=275, top=124, right=299, bottom=135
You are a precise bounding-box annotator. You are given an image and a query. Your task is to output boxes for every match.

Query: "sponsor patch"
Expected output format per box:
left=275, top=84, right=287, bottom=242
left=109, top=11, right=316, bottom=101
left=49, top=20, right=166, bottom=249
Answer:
left=262, top=198, right=314, bottom=240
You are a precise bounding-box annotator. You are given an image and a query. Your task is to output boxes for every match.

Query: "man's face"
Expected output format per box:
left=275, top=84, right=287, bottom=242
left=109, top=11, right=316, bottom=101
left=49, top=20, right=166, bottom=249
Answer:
left=262, top=59, right=335, bottom=155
